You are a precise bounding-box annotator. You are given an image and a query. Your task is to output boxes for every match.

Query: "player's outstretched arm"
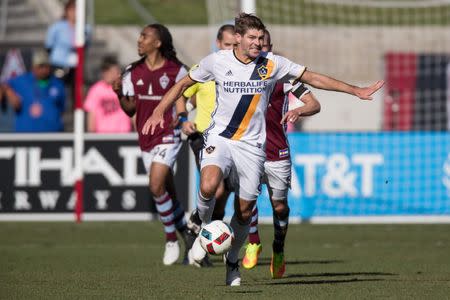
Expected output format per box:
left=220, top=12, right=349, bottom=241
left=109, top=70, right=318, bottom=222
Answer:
left=281, top=91, right=321, bottom=124
left=142, top=75, right=196, bottom=135
left=299, top=70, right=384, bottom=100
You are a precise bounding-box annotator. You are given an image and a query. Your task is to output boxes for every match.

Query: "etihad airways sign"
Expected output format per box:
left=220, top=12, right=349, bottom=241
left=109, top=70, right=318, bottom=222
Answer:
left=0, top=134, right=189, bottom=215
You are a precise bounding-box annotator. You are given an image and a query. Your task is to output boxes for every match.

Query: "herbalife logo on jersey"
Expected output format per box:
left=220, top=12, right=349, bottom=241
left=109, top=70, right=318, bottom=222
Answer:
left=223, top=80, right=269, bottom=94
left=159, top=73, right=169, bottom=89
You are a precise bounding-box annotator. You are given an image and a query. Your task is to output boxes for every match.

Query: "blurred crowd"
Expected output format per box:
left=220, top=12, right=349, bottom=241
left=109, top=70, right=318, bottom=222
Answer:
left=0, top=0, right=132, bottom=134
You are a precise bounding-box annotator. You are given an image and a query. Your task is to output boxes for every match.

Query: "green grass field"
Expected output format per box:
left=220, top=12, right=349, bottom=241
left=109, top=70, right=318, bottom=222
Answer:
left=1, top=222, right=450, bottom=299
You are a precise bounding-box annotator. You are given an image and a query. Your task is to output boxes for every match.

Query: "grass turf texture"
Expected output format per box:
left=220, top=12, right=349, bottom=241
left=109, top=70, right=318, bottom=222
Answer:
left=1, top=222, right=449, bottom=299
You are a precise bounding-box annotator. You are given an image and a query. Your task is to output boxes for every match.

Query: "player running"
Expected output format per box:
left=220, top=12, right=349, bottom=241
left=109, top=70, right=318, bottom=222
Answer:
left=113, top=24, right=194, bottom=266
left=142, top=14, right=384, bottom=286
left=179, top=24, right=237, bottom=267
left=241, top=30, right=321, bottom=278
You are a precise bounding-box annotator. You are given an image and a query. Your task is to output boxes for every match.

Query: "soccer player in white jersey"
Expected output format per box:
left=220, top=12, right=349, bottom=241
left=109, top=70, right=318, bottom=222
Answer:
left=142, top=13, right=384, bottom=286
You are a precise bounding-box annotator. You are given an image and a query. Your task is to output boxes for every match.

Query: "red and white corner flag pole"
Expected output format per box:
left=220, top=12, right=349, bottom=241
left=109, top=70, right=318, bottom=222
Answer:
left=74, top=0, right=86, bottom=223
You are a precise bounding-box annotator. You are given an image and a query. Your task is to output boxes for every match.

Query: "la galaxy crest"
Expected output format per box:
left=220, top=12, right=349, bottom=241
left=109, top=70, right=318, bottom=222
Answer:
left=205, top=146, right=215, bottom=154
left=257, top=65, right=269, bottom=80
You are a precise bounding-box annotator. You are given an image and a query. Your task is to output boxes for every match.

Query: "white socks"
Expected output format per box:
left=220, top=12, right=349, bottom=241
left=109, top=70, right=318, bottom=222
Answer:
left=197, top=191, right=216, bottom=225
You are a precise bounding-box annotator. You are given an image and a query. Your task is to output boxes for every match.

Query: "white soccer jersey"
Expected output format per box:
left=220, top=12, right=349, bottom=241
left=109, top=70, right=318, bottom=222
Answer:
left=189, top=49, right=306, bottom=147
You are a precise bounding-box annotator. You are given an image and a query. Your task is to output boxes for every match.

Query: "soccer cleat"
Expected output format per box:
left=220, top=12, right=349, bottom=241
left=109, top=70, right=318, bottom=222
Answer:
left=201, top=255, right=214, bottom=267
left=181, top=228, right=196, bottom=265
left=187, top=246, right=202, bottom=267
left=270, top=251, right=286, bottom=279
left=163, top=240, right=180, bottom=266
left=188, top=236, right=207, bottom=265
left=187, top=209, right=202, bottom=236
left=225, top=258, right=241, bottom=286
left=242, top=243, right=262, bottom=269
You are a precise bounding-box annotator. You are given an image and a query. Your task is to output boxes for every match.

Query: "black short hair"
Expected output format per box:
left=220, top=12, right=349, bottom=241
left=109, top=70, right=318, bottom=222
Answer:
left=234, top=13, right=265, bottom=36
left=217, top=24, right=235, bottom=41
left=101, top=56, right=118, bottom=72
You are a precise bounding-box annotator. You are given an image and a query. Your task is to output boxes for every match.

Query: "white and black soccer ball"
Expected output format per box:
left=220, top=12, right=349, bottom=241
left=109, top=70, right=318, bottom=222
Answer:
left=199, top=220, right=234, bottom=255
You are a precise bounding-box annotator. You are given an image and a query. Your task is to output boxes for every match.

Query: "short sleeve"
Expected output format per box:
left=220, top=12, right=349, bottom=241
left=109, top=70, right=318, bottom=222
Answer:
left=289, top=82, right=310, bottom=99
left=122, top=69, right=134, bottom=96
left=274, top=55, right=306, bottom=82
left=189, top=53, right=216, bottom=83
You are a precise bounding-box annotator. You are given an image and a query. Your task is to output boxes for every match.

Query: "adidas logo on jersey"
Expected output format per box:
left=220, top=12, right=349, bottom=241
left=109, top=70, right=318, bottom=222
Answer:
left=137, top=79, right=144, bottom=86
left=225, top=70, right=233, bottom=76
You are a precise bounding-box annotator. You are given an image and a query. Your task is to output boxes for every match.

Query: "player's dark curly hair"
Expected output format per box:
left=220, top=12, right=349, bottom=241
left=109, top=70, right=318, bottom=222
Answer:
left=235, top=13, right=265, bottom=36
left=124, top=23, right=184, bottom=74
left=147, top=23, right=184, bottom=66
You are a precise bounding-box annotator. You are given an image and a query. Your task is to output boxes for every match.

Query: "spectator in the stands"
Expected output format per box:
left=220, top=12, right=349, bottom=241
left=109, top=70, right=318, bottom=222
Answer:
left=45, top=0, right=90, bottom=104
left=2, top=49, right=66, bottom=132
left=84, top=56, right=132, bottom=133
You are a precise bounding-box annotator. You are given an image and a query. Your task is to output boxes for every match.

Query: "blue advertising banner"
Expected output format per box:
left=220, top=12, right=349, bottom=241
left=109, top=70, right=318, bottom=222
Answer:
left=218, top=132, right=450, bottom=222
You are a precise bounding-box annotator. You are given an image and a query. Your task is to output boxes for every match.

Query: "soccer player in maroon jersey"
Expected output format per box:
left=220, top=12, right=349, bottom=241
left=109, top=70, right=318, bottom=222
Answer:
left=113, top=24, right=193, bottom=266
left=242, top=30, right=321, bottom=278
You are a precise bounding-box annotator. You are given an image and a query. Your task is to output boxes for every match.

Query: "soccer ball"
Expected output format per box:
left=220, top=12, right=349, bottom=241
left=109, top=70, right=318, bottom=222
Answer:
left=199, top=220, right=234, bottom=255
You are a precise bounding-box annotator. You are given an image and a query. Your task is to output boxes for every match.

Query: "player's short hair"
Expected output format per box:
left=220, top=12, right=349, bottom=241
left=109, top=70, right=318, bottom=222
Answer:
left=101, top=56, right=119, bottom=72
left=234, top=13, right=266, bottom=36
left=216, top=24, right=235, bottom=41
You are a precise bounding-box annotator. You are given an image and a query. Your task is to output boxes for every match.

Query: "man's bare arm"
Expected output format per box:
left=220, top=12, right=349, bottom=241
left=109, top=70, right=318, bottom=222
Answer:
left=299, top=70, right=384, bottom=100
left=295, top=92, right=321, bottom=117
left=142, top=75, right=196, bottom=135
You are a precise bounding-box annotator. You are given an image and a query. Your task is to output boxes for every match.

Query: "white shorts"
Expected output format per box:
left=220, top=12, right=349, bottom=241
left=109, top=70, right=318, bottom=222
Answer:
left=262, top=159, right=291, bottom=200
left=201, top=135, right=265, bottom=201
left=141, top=142, right=182, bottom=174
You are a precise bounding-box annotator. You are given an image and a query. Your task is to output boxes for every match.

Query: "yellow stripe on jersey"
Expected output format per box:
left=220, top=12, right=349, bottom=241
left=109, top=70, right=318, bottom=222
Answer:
left=231, top=93, right=262, bottom=140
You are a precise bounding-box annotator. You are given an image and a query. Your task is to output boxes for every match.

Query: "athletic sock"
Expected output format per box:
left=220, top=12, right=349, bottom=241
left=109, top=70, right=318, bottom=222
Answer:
left=227, top=213, right=250, bottom=263
left=248, top=205, right=261, bottom=244
left=154, top=192, right=177, bottom=242
left=172, top=198, right=187, bottom=232
left=273, top=209, right=289, bottom=253
left=197, top=191, right=216, bottom=225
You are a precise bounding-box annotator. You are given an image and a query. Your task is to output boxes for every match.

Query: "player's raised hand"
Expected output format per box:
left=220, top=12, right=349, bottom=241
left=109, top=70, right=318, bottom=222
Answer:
left=280, top=110, right=301, bottom=124
left=142, top=110, right=164, bottom=135
left=355, top=80, right=385, bottom=100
